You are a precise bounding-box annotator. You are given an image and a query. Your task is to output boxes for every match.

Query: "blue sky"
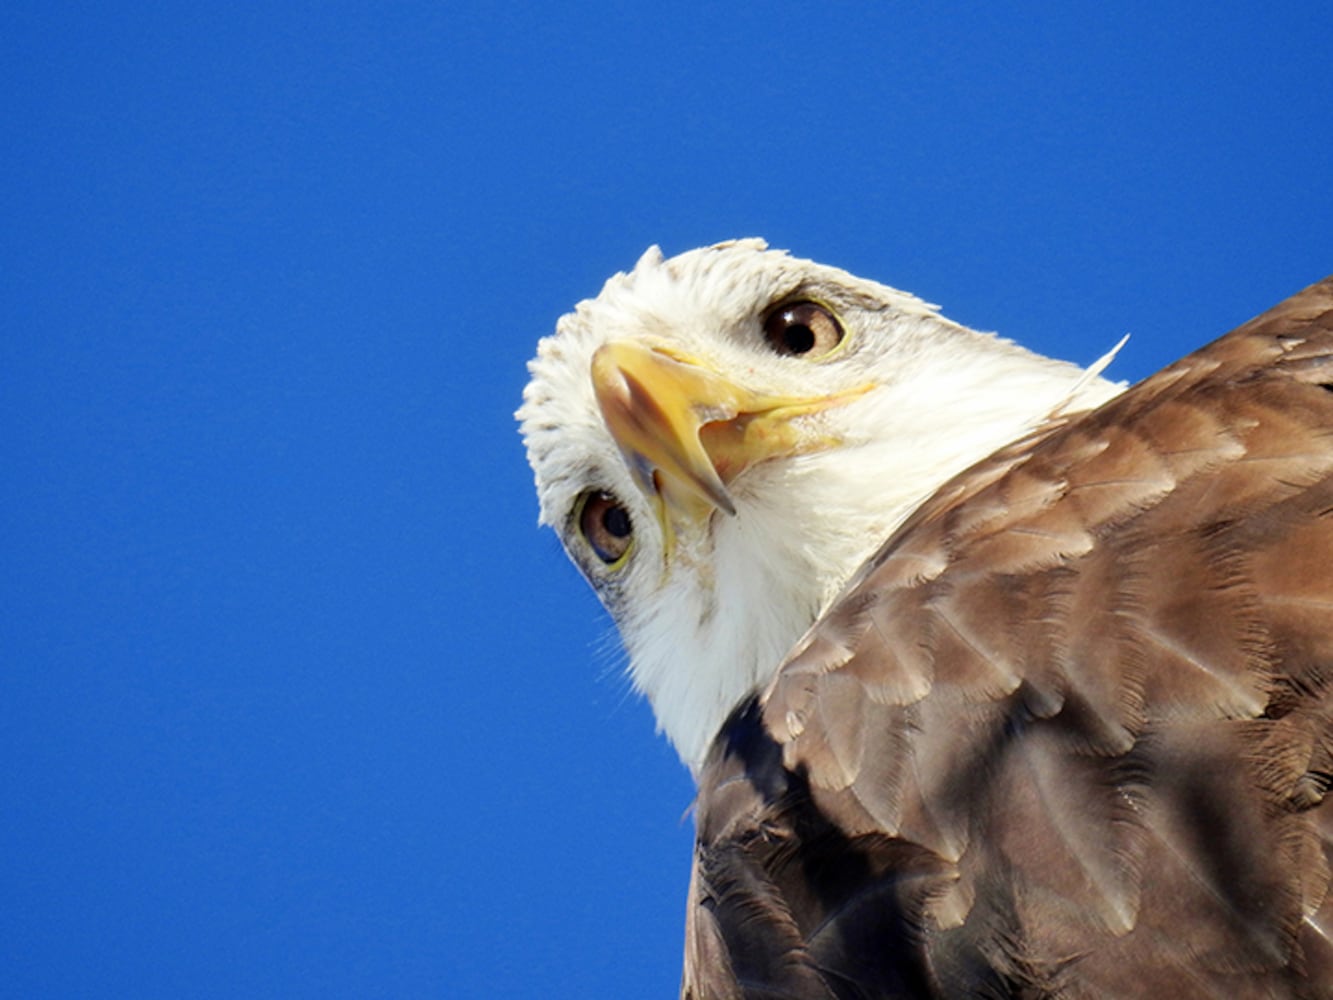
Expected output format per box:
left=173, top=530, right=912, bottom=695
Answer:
left=3, top=3, right=1330, bottom=997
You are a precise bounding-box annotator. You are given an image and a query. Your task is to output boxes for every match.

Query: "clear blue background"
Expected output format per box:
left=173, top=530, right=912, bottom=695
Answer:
left=3, top=3, right=1329, bottom=997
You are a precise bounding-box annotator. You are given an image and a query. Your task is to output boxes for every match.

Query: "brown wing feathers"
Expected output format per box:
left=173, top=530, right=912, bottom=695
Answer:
left=686, top=278, right=1333, bottom=998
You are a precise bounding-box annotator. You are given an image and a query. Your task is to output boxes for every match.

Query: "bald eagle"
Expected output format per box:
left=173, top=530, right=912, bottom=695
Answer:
left=518, top=240, right=1333, bottom=998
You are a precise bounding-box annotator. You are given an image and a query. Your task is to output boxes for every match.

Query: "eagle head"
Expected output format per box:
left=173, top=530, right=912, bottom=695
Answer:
left=518, top=240, right=1120, bottom=773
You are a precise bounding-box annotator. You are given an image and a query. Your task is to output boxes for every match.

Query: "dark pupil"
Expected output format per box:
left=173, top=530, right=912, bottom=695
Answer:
left=783, top=322, right=816, bottom=354
left=602, top=504, right=631, bottom=538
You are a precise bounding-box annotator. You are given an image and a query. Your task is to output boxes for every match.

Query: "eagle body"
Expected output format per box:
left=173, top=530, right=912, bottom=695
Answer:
left=518, top=241, right=1333, bottom=998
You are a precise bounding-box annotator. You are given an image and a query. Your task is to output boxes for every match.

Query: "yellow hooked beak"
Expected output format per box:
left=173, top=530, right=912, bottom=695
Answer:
left=590, top=340, right=871, bottom=551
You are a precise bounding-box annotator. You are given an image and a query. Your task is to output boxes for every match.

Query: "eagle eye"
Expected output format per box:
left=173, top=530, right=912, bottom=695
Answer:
left=762, top=301, right=844, bottom=358
left=578, top=490, right=633, bottom=566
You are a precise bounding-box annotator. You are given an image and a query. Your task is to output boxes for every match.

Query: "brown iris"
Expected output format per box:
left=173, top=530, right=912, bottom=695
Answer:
left=579, top=490, right=634, bottom=565
left=762, top=301, right=844, bottom=358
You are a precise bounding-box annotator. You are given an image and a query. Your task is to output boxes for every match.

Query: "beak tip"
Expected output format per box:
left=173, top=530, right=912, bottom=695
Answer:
left=695, top=474, right=736, bottom=518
